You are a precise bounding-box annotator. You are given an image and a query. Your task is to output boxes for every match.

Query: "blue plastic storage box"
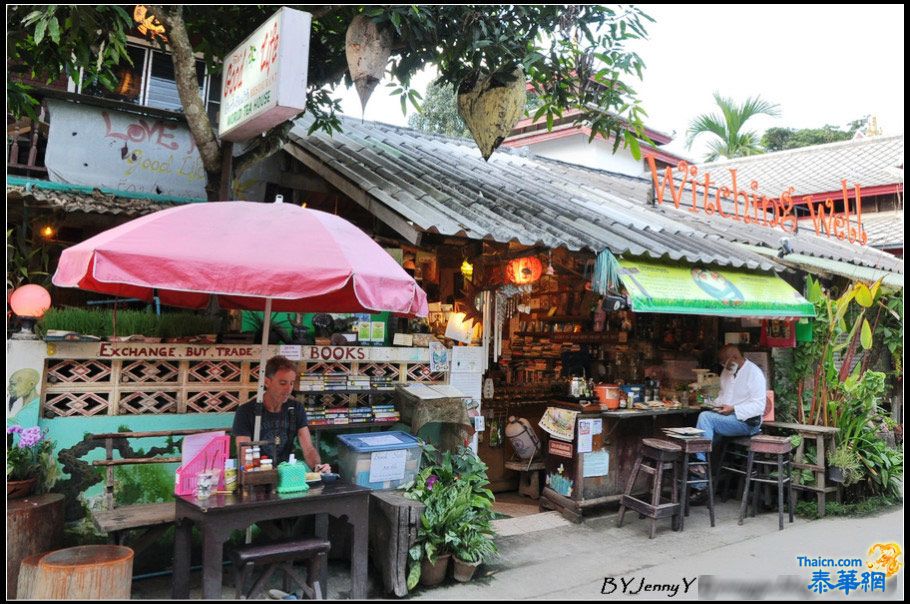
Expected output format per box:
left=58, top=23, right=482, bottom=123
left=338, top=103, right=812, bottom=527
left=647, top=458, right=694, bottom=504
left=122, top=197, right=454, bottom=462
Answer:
left=336, top=431, right=422, bottom=489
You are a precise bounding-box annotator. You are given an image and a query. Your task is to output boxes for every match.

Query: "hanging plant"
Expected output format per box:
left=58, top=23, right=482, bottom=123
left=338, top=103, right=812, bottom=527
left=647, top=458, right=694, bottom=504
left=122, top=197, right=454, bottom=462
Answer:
left=505, top=256, right=543, bottom=285
left=345, top=14, right=392, bottom=112
left=457, top=67, right=526, bottom=161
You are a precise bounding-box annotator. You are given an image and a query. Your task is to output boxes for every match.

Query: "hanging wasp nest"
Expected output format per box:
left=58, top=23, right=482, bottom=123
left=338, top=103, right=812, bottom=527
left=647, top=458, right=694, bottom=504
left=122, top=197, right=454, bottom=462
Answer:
left=345, top=14, right=393, bottom=113
left=457, top=68, right=527, bottom=161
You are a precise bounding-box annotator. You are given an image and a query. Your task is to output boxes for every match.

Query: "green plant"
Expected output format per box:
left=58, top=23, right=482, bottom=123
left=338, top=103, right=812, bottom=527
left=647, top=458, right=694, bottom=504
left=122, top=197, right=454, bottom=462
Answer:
left=827, top=446, right=862, bottom=486
left=7, top=425, right=59, bottom=493
left=39, top=307, right=113, bottom=337
left=158, top=312, right=220, bottom=339
left=111, top=309, right=160, bottom=337
left=831, top=371, right=904, bottom=498
left=7, top=225, right=51, bottom=290
left=405, top=443, right=497, bottom=589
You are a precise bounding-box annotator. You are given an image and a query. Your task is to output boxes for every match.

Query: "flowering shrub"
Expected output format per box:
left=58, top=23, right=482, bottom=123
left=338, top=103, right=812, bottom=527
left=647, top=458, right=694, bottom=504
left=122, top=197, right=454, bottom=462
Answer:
left=6, top=425, right=58, bottom=492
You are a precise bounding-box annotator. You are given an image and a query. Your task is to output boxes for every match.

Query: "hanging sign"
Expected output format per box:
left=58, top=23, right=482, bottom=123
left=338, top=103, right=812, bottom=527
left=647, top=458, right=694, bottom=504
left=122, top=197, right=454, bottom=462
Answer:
left=219, top=7, right=311, bottom=141
left=645, top=155, right=868, bottom=245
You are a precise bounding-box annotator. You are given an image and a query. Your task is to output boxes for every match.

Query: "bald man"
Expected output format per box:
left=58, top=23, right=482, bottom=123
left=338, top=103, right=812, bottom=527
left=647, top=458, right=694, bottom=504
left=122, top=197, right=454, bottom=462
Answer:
left=8, top=368, right=40, bottom=418
left=689, top=345, right=766, bottom=505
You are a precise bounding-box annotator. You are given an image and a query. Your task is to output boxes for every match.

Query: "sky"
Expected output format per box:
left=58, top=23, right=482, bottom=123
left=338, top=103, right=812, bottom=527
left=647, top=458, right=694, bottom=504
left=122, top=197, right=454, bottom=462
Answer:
left=337, top=4, right=905, bottom=161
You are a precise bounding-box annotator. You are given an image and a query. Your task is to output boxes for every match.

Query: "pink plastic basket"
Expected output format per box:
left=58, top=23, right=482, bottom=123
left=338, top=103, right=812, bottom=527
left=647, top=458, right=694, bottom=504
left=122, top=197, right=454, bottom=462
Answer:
left=174, top=434, right=230, bottom=496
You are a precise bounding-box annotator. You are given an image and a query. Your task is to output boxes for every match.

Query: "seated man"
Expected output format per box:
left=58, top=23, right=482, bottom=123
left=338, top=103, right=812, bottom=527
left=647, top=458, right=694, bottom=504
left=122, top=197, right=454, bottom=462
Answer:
left=689, top=344, right=765, bottom=505
left=233, top=355, right=331, bottom=473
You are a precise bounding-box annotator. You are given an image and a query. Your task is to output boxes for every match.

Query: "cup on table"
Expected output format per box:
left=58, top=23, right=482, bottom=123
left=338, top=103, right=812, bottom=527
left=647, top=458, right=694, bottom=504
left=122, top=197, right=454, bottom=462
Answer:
left=196, top=470, right=220, bottom=500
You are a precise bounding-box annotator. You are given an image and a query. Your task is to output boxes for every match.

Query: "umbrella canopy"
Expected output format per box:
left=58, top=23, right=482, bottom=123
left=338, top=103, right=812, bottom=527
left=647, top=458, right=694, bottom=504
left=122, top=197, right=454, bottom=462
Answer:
left=53, top=201, right=428, bottom=317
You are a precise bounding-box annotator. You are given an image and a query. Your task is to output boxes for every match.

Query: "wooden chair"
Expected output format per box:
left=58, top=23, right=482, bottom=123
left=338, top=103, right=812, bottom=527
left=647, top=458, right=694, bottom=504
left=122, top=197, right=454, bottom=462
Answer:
left=617, top=438, right=682, bottom=539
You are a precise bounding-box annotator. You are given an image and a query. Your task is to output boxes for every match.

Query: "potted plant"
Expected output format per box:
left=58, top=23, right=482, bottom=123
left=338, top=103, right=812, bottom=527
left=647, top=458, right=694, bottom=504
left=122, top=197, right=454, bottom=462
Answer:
left=452, top=519, right=497, bottom=582
left=405, top=444, right=497, bottom=590
left=827, top=446, right=861, bottom=485
left=7, top=425, right=58, bottom=498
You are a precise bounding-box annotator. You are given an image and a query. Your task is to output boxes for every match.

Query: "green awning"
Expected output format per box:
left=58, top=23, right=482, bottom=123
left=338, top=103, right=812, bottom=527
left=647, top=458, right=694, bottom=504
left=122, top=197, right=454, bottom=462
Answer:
left=617, top=258, right=816, bottom=318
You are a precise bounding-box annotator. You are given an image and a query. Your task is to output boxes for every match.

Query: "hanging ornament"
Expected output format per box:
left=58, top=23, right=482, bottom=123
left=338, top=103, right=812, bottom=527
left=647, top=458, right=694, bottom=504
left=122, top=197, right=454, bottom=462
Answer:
left=505, top=256, right=543, bottom=285
left=345, top=15, right=392, bottom=113
left=460, top=259, right=474, bottom=280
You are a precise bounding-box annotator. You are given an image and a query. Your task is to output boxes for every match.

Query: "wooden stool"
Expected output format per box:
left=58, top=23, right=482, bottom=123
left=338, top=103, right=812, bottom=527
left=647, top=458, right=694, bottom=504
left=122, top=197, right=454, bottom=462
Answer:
left=29, top=545, right=134, bottom=599
left=736, top=435, right=795, bottom=530
left=714, top=436, right=753, bottom=501
left=504, top=459, right=546, bottom=499
left=666, top=436, right=715, bottom=530
left=230, top=538, right=331, bottom=599
left=617, top=438, right=682, bottom=539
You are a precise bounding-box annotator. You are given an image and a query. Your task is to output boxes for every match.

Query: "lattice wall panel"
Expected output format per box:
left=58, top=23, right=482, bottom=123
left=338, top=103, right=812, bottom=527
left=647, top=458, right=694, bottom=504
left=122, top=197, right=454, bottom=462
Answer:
left=120, top=360, right=179, bottom=383
left=44, top=392, right=109, bottom=417
left=188, top=361, right=242, bottom=383
left=46, top=360, right=113, bottom=384
left=186, top=391, right=244, bottom=414
left=406, top=363, right=440, bottom=382
left=359, top=363, right=401, bottom=379
left=119, top=391, right=178, bottom=415
left=303, top=362, right=353, bottom=375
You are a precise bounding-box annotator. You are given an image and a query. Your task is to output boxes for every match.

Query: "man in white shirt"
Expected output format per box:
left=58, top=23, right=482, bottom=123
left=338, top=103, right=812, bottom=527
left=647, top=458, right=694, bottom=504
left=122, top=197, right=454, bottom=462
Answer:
left=689, top=344, right=766, bottom=504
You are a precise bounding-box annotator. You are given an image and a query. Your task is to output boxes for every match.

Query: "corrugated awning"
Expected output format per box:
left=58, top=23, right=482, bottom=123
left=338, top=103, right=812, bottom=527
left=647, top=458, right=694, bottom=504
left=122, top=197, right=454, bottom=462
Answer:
left=740, top=244, right=903, bottom=291
left=617, top=258, right=816, bottom=318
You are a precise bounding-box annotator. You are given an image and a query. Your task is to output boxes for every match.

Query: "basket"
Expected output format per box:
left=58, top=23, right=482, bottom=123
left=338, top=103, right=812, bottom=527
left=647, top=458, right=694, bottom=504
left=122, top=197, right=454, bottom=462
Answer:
left=174, top=434, right=230, bottom=496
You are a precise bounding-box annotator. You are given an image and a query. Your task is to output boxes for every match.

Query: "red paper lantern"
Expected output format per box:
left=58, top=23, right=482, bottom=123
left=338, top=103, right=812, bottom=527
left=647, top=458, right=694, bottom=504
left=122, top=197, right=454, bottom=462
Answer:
left=506, top=256, right=543, bottom=284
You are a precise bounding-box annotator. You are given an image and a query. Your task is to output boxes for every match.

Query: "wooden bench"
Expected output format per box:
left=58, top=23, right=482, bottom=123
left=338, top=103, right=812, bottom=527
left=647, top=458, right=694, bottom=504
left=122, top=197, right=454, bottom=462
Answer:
left=89, top=429, right=209, bottom=556
left=762, top=422, right=840, bottom=517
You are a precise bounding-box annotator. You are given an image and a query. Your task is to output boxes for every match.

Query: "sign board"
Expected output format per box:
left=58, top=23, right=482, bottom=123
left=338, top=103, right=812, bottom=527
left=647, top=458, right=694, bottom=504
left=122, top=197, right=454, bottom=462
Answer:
left=219, top=7, right=311, bottom=141
left=45, top=100, right=206, bottom=198
left=369, top=450, right=407, bottom=483
left=548, top=439, right=574, bottom=458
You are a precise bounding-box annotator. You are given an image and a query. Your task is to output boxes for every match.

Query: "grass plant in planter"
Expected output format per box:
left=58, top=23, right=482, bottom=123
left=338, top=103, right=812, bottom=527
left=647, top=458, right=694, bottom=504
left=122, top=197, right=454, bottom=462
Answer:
left=827, top=446, right=862, bottom=485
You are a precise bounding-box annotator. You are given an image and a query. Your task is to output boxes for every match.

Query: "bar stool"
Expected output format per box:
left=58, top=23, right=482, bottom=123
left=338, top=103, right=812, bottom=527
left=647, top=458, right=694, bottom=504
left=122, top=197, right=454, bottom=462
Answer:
left=666, top=436, right=715, bottom=530
left=714, top=436, right=752, bottom=501
left=735, top=435, right=795, bottom=530
left=617, top=438, right=682, bottom=539
left=230, top=537, right=331, bottom=599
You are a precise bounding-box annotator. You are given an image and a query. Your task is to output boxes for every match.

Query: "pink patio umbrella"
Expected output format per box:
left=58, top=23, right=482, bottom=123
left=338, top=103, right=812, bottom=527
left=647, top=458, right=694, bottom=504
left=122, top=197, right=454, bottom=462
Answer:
left=53, top=198, right=428, bottom=438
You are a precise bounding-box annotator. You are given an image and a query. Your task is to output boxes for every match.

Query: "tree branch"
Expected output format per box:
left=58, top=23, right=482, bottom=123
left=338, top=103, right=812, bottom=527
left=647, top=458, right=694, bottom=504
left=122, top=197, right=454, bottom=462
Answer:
left=233, top=122, right=294, bottom=180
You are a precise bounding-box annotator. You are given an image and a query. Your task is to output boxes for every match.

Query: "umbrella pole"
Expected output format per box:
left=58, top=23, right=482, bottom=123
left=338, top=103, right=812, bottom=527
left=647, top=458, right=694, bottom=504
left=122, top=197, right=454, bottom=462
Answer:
left=247, top=297, right=272, bottom=545
left=253, top=298, right=273, bottom=442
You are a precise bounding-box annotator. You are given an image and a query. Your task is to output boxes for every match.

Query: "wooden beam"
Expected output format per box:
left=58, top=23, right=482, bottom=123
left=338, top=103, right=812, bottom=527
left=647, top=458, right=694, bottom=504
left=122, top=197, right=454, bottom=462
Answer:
left=284, top=144, right=422, bottom=246
left=275, top=171, right=330, bottom=193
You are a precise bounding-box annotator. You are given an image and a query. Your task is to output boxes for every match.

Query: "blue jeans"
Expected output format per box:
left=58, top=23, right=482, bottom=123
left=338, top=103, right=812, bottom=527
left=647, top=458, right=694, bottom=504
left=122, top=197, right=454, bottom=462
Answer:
left=691, top=411, right=761, bottom=490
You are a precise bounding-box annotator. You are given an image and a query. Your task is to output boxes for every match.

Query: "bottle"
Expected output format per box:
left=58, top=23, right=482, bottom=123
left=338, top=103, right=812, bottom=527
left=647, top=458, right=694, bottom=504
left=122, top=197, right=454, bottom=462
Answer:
left=244, top=450, right=254, bottom=471
left=252, top=446, right=261, bottom=468
left=260, top=457, right=272, bottom=472
left=288, top=453, right=297, bottom=465
left=224, top=459, right=237, bottom=493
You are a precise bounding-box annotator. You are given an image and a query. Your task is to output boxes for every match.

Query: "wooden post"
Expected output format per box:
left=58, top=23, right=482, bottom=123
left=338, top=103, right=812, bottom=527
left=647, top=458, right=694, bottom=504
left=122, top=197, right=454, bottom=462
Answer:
left=33, top=545, right=134, bottom=600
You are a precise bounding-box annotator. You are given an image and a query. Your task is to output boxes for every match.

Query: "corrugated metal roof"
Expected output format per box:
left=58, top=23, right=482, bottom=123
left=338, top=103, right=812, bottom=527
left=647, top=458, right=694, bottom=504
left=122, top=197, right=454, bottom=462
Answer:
left=287, top=116, right=779, bottom=272
left=854, top=209, right=904, bottom=249
left=660, top=203, right=904, bottom=275
left=742, top=244, right=903, bottom=290
left=695, top=134, right=904, bottom=196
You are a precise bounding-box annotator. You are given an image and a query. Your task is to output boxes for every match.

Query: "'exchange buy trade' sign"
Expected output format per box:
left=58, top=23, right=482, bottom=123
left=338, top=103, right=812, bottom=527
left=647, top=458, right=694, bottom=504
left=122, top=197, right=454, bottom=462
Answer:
left=646, top=155, right=868, bottom=245
left=218, top=7, right=311, bottom=142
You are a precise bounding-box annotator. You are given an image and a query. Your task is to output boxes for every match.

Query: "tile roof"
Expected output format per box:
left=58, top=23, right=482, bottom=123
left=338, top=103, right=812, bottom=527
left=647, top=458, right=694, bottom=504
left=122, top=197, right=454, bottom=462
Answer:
left=7, top=185, right=185, bottom=217
left=694, top=135, right=904, bottom=197
left=287, top=116, right=779, bottom=272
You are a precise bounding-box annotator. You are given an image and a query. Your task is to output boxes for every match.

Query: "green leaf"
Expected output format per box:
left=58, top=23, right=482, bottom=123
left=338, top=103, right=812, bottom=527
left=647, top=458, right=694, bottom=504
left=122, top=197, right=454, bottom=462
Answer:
left=855, top=283, right=873, bottom=308
left=860, top=318, right=872, bottom=350
left=48, top=16, right=61, bottom=44
left=34, top=18, right=47, bottom=45
left=407, top=562, right=421, bottom=591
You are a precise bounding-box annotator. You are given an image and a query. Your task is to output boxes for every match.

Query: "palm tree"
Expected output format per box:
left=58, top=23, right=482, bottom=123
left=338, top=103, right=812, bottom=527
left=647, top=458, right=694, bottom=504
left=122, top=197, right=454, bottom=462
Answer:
left=686, top=92, right=780, bottom=161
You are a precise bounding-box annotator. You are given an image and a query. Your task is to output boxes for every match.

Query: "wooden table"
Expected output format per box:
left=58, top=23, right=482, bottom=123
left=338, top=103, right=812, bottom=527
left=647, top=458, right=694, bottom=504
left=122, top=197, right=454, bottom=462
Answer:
left=171, top=481, right=370, bottom=599
left=763, top=421, right=840, bottom=517
left=540, top=403, right=700, bottom=522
